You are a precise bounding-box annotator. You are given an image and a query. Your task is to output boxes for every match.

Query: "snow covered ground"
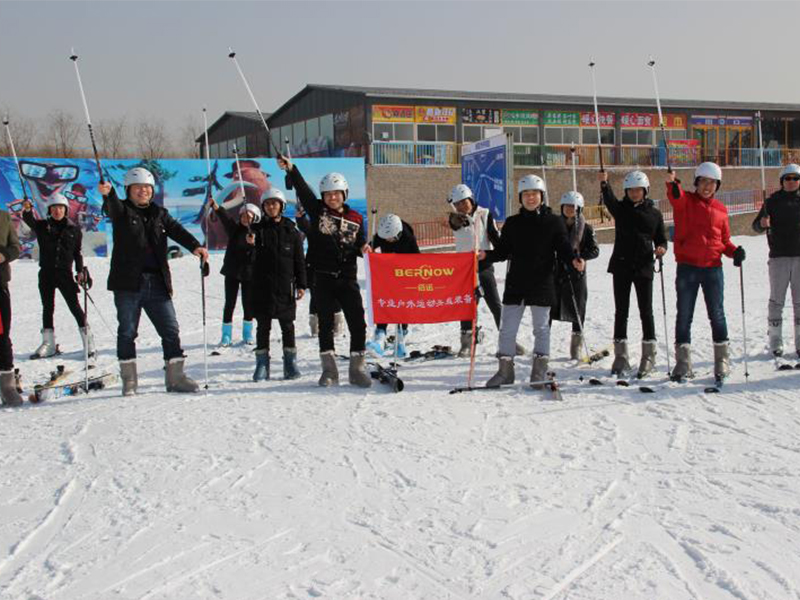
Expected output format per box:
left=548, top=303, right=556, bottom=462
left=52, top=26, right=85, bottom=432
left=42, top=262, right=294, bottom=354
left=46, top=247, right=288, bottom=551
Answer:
left=2, top=233, right=800, bottom=600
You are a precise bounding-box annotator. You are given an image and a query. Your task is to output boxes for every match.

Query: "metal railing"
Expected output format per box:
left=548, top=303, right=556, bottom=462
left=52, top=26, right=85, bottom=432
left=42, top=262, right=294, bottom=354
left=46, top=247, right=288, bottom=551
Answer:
left=371, top=141, right=460, bottom=166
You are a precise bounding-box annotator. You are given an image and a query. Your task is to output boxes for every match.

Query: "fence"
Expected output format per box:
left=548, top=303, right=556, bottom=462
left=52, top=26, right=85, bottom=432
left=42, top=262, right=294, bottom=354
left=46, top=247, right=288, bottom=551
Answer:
left=371, top=142, right=460, bottom=166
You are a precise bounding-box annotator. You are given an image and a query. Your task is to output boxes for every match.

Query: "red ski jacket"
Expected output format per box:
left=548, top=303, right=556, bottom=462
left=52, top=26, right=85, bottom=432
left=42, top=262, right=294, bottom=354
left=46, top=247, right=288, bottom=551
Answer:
left=666, top=181, right=737, bottom=268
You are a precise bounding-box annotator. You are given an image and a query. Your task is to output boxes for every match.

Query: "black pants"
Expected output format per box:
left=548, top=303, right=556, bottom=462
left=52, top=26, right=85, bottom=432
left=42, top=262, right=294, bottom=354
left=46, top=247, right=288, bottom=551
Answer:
left=39, top=269, right=85, bottom=329
left=460, top=266, right=502, bottom=331
left=307, top=267, right=341, bottom=316
left=0, top=285, right=13, bottom=370
left=223, top=276, right=254, bottom=322
left=316, top=274, right=366, bottom=353
left=376, top=324, right=408, bottom=334
left=613, top=272, right=656, bottom=340
left=255, top=317, right=295, bottom=352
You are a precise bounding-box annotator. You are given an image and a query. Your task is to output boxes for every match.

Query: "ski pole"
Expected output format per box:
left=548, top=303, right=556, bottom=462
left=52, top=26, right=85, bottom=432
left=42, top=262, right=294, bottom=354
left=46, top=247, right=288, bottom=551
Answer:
left=2, top=115, right=33, bottom=202
left=570, top=144, right=578, bottom=192
left=228, top=48, right=282, bottom=156
left=648, top=56, right=672, bottom=173
left=284, top=137, right=293, bottom=191
left=655, top=256, right=671, bottom=376
left=739, top=264, right=750, bottom=383
left=69, top=49, right=104, bottom=183
left=201, top=107, right=212, bottom=391
left=588, top=59, right=605, bottom=173
left=82, top=267, right=89, bottom=393
left=81, top=288, right=116, bottom=338
left=566, top=269, right=592, bottom=361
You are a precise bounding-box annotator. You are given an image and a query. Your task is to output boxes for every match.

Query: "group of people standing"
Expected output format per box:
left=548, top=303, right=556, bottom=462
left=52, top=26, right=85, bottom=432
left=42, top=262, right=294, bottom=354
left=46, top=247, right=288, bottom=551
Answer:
left=2, top=155, right=800, bottom=406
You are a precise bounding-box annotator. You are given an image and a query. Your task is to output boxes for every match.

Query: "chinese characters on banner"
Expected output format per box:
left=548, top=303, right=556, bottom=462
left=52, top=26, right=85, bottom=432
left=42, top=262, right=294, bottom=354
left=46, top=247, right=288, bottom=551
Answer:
left=366, top=252, right=476, bottom=324
left=579, top=111, right=615, bottom=127
left=502, top=110, right=538, bottom=126
left=372, top=105, right=415, bottom=123
left=620, top=113, right=687, bottom=128
left=461, top=108, right=502, bottom=125
left=544, top=111, right=580, bottom=126
left=415, top=106, right=457, bottom=124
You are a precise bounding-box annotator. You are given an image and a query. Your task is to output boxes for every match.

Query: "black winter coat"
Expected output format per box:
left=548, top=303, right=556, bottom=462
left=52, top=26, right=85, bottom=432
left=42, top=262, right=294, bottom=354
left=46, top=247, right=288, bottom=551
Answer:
left=371, top=221, right=420, bottom=254
left=252, top=217, right=307, bottom=320
left=286, top=165, right=365, bottom=280
left=601, top=182, right=668, bottom=280
left=22, top=210, right=83, bottom=274
left=102, top=187, right=200, bottom=296
left=752, top=189, right=800, bottom=257
left=215, top=206, right=256, bottom=281
left=486, top=205, right=575, bottom=306
left=552, top=218, right=599, bottom=323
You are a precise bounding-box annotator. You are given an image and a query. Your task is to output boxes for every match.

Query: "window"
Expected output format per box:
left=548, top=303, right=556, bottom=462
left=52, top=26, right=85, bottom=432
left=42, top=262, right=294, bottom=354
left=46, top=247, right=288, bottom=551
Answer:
left=655, top=129, right=688, bottom=144
left=417, top=124, right=454, bottom=142
left=372, top=123, right=414, bottom=141
left=320, top=114, right=334, bottom=145
left=582, top=128, right=615, bottom=145
left=293, top=121, right=305, bottom=145
left=235, top=136, right=247, bottom=155
left=463, top=124, right=505, bottom=142
left=503, top=126, right=539, bottom=144
left=621, top=129, right=653, bottom=145
left=545, top=127, right=580, bottom=145
left=306, top=117, right=320, bottom=140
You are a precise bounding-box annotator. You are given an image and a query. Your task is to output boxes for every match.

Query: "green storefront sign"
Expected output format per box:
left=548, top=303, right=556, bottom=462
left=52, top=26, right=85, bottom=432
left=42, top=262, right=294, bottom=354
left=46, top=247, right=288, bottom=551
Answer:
left=502, top=110, right=539, bottom=126
left=544, top=111, right=579, bottom=126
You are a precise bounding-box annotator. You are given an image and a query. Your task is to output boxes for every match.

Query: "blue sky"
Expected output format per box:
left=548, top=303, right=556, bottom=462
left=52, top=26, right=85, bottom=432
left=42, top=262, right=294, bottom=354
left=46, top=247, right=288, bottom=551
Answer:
left=1, top=1, right=797, bottom=128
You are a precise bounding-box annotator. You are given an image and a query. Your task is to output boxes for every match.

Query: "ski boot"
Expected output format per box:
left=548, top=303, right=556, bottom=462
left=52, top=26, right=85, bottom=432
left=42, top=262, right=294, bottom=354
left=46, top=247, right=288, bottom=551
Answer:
left=283, top=347, right=301, bottom=380
left=530, top=354, right=549, bottom=390
left=219, top=322, right=233, bottom=347
left=457, top=329, right=473, bottom=358
left=242, top=320, right=255, bottom=345
left=319, top=350, right=339, bottom=387
left=0, top=369, right=23, bottom=407
left=486, top=356, right=514, bottom=387
left=395, top=328, right=407, bottom=359
left=713, top=341, right=731, bottom=382
left=768, top=318, right=783, bottom=356
left=253, top=349, right=269, bottom=381
left=119, top=359, right=138, bottom=396
left=32, top=329, right=58, bottom=359
left=671, top=343, right=694, bottom=382
left=366, top=328, right=386, bottom=357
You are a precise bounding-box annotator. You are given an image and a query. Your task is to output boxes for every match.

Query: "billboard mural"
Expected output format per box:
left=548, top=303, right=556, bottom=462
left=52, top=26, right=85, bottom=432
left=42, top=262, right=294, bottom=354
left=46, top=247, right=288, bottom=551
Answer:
left=0, top=157, right=367, bottom=258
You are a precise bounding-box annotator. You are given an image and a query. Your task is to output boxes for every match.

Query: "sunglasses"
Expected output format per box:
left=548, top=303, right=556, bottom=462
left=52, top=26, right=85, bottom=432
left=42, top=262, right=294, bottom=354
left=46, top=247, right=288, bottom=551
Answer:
left=19, top=161, right=79, bottom=183
left=784, top=176, right=800, bottom=182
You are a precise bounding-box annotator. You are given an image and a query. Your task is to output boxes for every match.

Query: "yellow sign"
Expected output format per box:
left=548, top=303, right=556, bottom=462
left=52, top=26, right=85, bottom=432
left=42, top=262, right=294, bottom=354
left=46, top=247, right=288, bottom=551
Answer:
left=372, top=105, right=415, bottom=123
left=415, top=106, right=457, bottom=125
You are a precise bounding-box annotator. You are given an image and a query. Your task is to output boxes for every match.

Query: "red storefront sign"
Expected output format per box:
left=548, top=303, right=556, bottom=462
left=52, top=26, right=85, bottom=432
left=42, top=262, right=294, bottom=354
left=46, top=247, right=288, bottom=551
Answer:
left=620, top=112, right=687, bottom=128
left=580, top=111, right=615, bottom=127
left=366, top=253, right=476, bottom=324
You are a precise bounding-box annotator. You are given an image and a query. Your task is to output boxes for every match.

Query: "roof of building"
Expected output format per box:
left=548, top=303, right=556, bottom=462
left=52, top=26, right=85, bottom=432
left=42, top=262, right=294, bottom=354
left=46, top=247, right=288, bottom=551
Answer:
left=195, top=111, right=270, bottom=143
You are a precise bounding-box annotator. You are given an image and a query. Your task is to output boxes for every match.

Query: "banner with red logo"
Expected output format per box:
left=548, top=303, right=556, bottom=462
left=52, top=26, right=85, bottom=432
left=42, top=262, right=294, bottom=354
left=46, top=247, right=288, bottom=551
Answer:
left=366, top=253, right=476, bottom=325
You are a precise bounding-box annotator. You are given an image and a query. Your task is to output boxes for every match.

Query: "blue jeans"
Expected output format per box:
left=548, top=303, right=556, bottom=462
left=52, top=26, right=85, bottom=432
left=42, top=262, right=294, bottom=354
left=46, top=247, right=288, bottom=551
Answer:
left=675, top=263, right=728, bottom=345
left=114, top=273, right=183, bottom=361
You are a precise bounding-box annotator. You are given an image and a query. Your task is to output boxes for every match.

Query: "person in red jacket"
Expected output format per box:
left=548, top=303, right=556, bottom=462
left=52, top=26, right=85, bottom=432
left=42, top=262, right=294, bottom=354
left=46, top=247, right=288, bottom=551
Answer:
left=666, top=162, right=745, bottom=383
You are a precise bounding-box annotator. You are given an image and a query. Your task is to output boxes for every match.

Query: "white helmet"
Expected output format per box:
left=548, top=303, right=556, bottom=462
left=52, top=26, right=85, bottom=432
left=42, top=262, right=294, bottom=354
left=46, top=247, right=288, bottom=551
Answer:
left=123, top=167, right=155, bottom=188
left=695, top=162, right=722, bottom=182
left=377, top=214, right=403, bottom=240
left=243, top=203, right=262, bottom=223
left=261, top=187, right=286, bottom=209
left=48, top=193, right=70, bottom=212
left=623, top=170, right=650, bottom=193
left=319, top=172, right=348, bottom=199
left=780, top=163, right=800, bottom=181
left=560, top=191, right=585, bottom=208
left=518, top=175, right=547, bottom=203
left=448, top=183, right=473, bottom=204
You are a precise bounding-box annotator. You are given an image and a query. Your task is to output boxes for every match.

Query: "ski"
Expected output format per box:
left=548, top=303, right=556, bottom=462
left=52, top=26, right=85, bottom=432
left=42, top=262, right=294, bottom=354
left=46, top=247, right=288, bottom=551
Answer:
left=30, top=370, right=117, bottom=404
left=579, top=344, right=613, bottom=365
left=405, top=345, right=455, bottom=362
left=450, top=372, right=563, bottom=398
left=368, top=362, right=404, bottom=393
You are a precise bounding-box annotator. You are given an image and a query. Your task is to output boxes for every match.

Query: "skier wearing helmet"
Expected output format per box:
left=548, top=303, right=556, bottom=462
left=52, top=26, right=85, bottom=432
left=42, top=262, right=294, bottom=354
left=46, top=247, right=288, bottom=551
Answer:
left=666, top=163, right=745, bottom=384
left=752, top=163, right=800, bottom=359
left=277, top=155, right=372, bottom=388
left=550, top=190, right=599, bottom=361
left=446, top=183, right=509, bottom=358
left=207, top=196, right=261, bottom=347
left=599, top=170, right=668, bottom=378
left=22, top=193, right=94, bottom=360
left=249, top=187, right=306, bottom=382
left=483, top=175, right=584, bottom=390
left=98, top=167, right=209, bottom=396
left=366, top=213, right=420, bottom=358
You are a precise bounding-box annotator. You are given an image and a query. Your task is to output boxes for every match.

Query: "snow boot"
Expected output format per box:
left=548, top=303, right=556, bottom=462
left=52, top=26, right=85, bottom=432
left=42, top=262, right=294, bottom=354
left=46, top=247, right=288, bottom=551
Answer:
left=164, top=357, right=199, bottom=393
left=119, top=359, right=138, bottom=396
left=80, top=325, right=96, bottom=359
left=283, top=347, right=301, bottom=380
left=318, top=350, right=339, bottom=387
left=530, top=354, right=549, bottom=390
left=486, top=356, right=514, bottom=387
left=768, top=318, right=783, bottom=356
left=348, top=351, right=372, bottom=388
left=0, top=370, right=23, bottom=407
left=671, top=343, right=694, bottom=381
left=219, top=322, right=233, bottom=347
left=515, top=342, right=527, bottom=357
left=570, top=332, right=583, bottom=361
left=395, top=328, right=407, bottom=359
left=242, top=320, right=255, bottom=345
left=610, top=339, right=631, bottom=376
left=309, top=314, right=319, bottom=337
left=32, top=328, right=57, bottom=359
left=457, top=329, right=473, bottom=358
left=333, top=311, right=345, bottom=336
left=713, top=341, right=731, bottom=381
left=637, top=340, right=657, bottom=378
left=366, top=329, right=386, bottom=357
left=253, top=349, right=269, bottom=381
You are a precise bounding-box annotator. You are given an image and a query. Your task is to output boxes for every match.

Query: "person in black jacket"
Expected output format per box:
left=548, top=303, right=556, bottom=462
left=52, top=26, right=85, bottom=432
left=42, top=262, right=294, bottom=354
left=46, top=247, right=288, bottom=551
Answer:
left=98, top=167, right=209, bottom=396
left=277, top=155, right=372, bottom=388
left=208, top=198, right=260, bottom=347
left=600, top=170, right=668, bottom=378
left=752, top=163, right=800, bottom=357
left=366, top=213, right=420, bottom=358
left=484, top=175, right=584, bottom=389
left=0, top=208, right=21, bottom=406
left=22, top=193, right=94, bottom=360
left=251, top=188, right=306, bottom=381
left=551, top=191, right=600, bottom=360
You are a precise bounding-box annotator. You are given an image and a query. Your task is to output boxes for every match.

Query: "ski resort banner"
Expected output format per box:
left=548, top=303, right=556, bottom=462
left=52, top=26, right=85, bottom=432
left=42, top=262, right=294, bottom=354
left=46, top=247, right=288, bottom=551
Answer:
left=365, top=253, right=476, bottom=325
left=0, top=156, right=366, bottom=258
left=461, top=133, right=513, bottom=222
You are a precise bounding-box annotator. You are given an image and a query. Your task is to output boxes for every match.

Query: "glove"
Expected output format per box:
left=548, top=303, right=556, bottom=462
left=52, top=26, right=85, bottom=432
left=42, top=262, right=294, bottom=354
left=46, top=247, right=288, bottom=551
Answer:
left=448, top=212, right=469, bottom=230
left=733, top=246, right=746, bottom=267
